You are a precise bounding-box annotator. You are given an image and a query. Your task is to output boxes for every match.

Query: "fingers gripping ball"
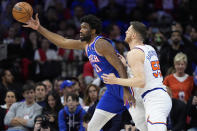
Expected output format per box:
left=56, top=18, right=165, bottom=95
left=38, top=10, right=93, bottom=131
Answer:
left=12, top=2, right=33, bottom=23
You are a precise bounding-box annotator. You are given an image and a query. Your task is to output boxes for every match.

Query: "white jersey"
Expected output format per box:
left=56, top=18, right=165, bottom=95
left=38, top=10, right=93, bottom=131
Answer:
left=128, top=45, right=166, bottom=99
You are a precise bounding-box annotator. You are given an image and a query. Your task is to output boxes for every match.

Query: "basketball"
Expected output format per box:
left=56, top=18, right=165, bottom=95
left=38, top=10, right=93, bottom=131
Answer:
left=12, top=2, right=33, bottom=23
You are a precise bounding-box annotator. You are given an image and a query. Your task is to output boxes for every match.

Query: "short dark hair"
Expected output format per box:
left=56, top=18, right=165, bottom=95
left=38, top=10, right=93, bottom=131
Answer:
left=80, top=15, right=102, bottom=34
left=22, top=83, right=35, bottom=93
left=66, top=93, right=79, bottom=102
left=35, top=82, right=47, bottom=90
left=130, top=21, right=147, bottom=41
left=0, top=69, right=11, bottom=80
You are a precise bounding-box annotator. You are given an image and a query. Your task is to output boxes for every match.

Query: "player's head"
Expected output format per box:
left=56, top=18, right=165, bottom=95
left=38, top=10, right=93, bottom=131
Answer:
left=125, top=21, right=147, bottom=43
left=80, top=15, right=102, bottom=42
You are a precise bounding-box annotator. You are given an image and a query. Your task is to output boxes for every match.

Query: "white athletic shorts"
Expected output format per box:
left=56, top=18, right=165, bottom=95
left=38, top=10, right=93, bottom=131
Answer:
left=129, top=88, right=172, bottom=131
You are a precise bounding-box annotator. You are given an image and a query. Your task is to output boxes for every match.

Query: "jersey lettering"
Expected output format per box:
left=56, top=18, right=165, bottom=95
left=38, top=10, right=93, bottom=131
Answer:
left=151, top=60, right=162, bottom=78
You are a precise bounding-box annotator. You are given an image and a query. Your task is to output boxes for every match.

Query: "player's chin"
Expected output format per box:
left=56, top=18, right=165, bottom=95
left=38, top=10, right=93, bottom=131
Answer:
left=80, top=37, right=85, bottom=41
left=124, top=38, right=129, bottom=43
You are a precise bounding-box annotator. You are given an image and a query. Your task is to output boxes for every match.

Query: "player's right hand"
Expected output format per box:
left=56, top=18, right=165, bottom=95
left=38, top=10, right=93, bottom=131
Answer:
left=23, top=13, right=40, bottom=30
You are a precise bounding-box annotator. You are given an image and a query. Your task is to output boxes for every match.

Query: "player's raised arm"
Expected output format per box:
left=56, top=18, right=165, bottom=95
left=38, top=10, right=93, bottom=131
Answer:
left=23, top=14, right=85, bottom=50
left=102, top=49, right=145, bottom=88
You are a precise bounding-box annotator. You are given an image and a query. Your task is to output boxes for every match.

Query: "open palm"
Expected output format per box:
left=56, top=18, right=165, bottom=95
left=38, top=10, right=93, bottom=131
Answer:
left=23, top=13, right=40, bottom=30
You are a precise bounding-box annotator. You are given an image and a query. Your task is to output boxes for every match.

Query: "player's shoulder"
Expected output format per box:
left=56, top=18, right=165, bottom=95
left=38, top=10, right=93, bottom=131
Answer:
left=95, top=38, right=114, bottom=53
left=96, top=38, right=111, bottom=45
left=128, top=47, right=145, bottom=56
left=127, top=49, right=145, bottom=63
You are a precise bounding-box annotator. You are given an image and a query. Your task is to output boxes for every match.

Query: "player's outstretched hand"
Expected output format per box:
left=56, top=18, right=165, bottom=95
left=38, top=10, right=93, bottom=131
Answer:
left=23, top=13, right=40, bottom=30
left=101, top=73, right=117, bottom=84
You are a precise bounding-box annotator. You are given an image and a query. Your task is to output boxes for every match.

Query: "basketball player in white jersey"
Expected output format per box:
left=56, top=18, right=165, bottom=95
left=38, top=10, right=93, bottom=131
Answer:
left=102, top=21, right=172, bottom=131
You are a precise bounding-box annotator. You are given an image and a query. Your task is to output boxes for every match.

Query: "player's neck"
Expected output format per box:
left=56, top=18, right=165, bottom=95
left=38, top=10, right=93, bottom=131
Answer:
left=129, top=39, right=144, bottom=49
left=88, top=35, right=98, bottom=45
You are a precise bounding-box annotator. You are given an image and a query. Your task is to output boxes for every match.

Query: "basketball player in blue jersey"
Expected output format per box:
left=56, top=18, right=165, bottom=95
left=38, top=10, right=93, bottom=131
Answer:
left=23, top=14, right=134, bottom=131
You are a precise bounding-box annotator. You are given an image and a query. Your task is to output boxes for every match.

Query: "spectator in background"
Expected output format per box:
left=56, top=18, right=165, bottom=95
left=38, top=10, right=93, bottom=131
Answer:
left=0, top=69, right=22, bottom=105
left=23, top=31, right=39, bottom=61
left=53, top=77, right=64, bottom=97
left=44, top=6, right=59, bottom=32
left=42, top=91, right=63, bottom=131
left=71, top=0, right=97, bottom=15
left=87, top=87, right=107, bottom=116
left=166, top=87, right=187, bottom=131
left=34, top=38, right=59, bottom=80
left=34, top=38, right=58, bottom=65
left=70, top=77, right=84, bottom=106
left=160, top=29, right=197, bottom=76
left=4, top=83, right=42, bottom=131
left=33, top=115, right=51, bottom=131
left=7, top=34, right=24, bottom=60
left=22, top=31, right=39, bottom=80
left=68, top=5, right=85, bottom=30
left=190, top=26, right=197, bottom=46
left=171, top=22, right=183, bottom=34
left=187, top=90, right=197, bottom=131
left=3, top=27, right=16, bottom=45
left=42, top=79, right=53, bottom=95
left=1, top=90, right=17, bottom=109
left=0, top=90, right=17, bottom=131
left=99, top=0, right=126, bottom=22
left=114, top=40, right=127, bottom=56
left=107, top=24, right=124, bottom=41
left=160, top=30, right=183, bottom=76
left=151, top=31, right=168, bottom=59
left=164, top=52, right=194, bottom=103
left=60, top=80, right=75, bottom=105
left=83, top=84, right=99, bottom=110
left=44, top=0, right=67, bottom=12
left=35, top=82, right=47, bottom=107
left=0, top=0, right=15, bottom=31
left=58, top=93, right=86, bottom=131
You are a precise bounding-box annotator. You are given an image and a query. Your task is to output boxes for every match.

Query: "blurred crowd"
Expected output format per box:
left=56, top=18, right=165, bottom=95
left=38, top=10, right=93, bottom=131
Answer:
left=0, top=0, right=197, bottom=131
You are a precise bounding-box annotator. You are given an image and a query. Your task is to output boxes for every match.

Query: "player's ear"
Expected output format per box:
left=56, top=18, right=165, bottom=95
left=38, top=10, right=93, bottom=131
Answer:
left=132, top=32, right=137, bottom=39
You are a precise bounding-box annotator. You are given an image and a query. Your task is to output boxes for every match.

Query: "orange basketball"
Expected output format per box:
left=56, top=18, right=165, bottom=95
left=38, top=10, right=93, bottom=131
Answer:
left=12, top=2, right=33, bottom=23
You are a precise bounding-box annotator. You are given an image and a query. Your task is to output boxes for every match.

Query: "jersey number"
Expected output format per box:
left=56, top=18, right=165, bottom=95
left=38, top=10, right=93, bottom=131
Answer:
left=94, top=64, right=102, bottom=73
left=151, top=60, right=162, bottom=78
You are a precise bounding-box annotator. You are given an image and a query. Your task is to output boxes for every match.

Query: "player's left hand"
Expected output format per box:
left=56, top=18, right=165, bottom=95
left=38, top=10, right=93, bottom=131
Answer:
left=101, top=73, right=117, bottom=84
